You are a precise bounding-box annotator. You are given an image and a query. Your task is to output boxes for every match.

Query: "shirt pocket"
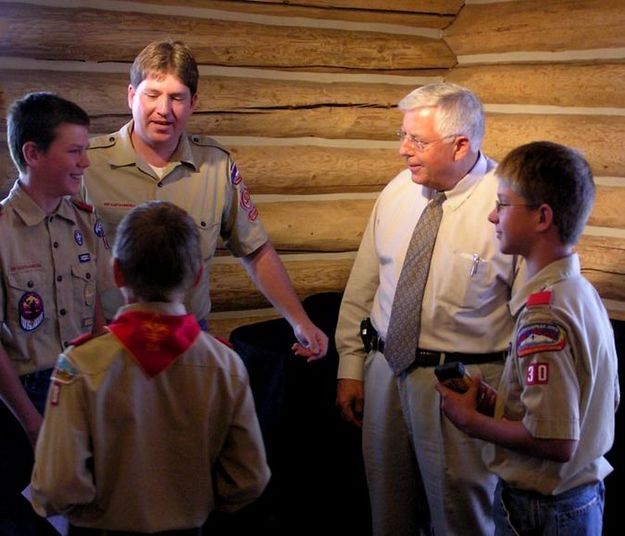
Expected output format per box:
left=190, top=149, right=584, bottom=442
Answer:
left=6, top=270, right=48, bottom=339
left=439, top=250, right=494, bottom=311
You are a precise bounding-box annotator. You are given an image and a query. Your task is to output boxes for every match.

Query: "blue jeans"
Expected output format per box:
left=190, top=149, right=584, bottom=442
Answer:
left=494, top=479, right=604, bottom=536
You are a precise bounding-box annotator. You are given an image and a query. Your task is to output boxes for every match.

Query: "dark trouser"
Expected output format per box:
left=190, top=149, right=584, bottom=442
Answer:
left=0, top=369, right=57, bottom=536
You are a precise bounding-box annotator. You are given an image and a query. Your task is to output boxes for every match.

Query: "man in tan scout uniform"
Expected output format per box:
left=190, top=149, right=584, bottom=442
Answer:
left=0, top=92, right=112, bottom=535
left=82, top=39, right=327, bottom=360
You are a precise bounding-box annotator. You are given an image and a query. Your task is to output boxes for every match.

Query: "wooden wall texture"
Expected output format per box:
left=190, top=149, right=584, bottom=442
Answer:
left=1, top=0, right=624, bottom=336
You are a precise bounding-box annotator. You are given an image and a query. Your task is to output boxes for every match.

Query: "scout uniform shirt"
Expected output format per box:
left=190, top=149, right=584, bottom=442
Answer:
left=82, top=121, right=269, bottom=321
left=31, top=301, right=270, bottom=532
left=0, top=180, right=112, bottom=376
left=485, top=254, right=619, bottom=496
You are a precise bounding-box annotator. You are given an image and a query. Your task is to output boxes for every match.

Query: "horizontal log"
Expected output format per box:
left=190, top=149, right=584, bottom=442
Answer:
left=0, top=70, right=413, bottom=121
left=577, top=235, right=625, bottom=303
left=207, top=309, right=282, bottom=340
left=446, top=63, right=625, bottom=108
left=484, top=114, right=625, bottom=179
left=445, top=0, right=625, bottom=56
left=209, top=255, right=354, bottom=311
left=0, top=3, right=455, bottom=72
left=258, top=199, right=374, bottom=252
left=229, top=146, right=403, bottom=194
left=128, top=0, right=460, bottom=27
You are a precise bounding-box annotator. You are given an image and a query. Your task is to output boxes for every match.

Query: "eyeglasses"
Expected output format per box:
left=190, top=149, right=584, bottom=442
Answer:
left=396, top=129, right=456, bottom=152
left=494, top=200, right=539, bottom=213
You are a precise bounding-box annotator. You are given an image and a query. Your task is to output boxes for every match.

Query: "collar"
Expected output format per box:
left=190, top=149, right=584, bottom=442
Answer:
left=509, top=254, right=581, bottom=317
left=109, top=121, right=198, bottom=172
left=107, top=301, right=200, bottom=378
left=3, top=180, right=76, bottom=226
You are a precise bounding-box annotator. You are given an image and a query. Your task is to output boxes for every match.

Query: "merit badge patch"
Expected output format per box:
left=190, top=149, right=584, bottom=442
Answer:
left=517, top=322, right=567, bottom=357
left=74, top=229, right=84, bottom=246
left=526, top=362, right=549, bottom=385
left=18, top=291, right=44, bottom=331
left=94, top=219, right=105, bottom=237
left=51, top=354, right=79, bottom=385
left=230, top=163, right=243, bottom=185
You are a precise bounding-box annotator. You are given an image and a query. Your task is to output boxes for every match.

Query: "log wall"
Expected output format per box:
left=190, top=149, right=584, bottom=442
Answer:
left=1, top=0, right=624, bottom=334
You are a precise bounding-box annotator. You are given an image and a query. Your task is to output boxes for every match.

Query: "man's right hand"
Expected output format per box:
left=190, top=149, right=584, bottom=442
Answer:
left=336, top=378, right=364, bottom=428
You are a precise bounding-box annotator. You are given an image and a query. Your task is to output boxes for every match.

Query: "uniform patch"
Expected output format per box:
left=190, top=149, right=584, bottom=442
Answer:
left=526, top=362, right=549, bottom=385
left=74, top=229, right=84, bottom=246
left=239, top=186, right=259, bottom=222
left=78, top=253, right=91, bottom=263
left=94, top=219, right=105, bottom=237
left=51, top=354, right=79, bottom=385
left=230, top=163, right=243, bottom=185
left=527, top=290, right=552, bottom=307
left=18, top=291, right=44, bottom=331
left=517, top=322, right=567, bottom=357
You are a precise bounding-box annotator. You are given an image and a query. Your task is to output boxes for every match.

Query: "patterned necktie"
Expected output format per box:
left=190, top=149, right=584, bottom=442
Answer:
left=384, top=191, right=446, bottom=375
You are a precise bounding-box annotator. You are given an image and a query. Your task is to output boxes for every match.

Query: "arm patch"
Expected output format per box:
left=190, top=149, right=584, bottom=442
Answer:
left=517, top=322, right=567, bottom=357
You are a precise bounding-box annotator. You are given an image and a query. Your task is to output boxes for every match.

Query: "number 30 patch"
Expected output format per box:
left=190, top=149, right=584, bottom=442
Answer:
left=526, top=362, right=549, bottom=385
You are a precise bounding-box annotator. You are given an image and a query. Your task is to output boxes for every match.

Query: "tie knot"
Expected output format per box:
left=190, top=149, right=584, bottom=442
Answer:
left=432, top=191, right=446, bottom=205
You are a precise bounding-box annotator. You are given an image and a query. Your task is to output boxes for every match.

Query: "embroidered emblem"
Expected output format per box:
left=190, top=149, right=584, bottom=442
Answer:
left=517, top=322, right=567, bottom=357
left=78, top=253, right=91, bottom=263
left=526, top=362, right=549, bottom=385
left=74, top=229, right=84, bottom=246
left=240, top=185, right=259, bottom=222
left=94, top=219, right=105, bottom=237
left=18, top=291, right=44, bottom=331
left=51, top=354, right=79, bottom=384
left=230, top=163, right=243, bottom=185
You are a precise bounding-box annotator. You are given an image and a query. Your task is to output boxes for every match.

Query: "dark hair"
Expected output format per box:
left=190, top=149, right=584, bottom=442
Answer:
left=7, top=92, right=90, bottom=174
left=497, top=141, right=595, bottom=245
left=130, top=40, right=199, bottom=95
left=114, top=201, right=201, bottom=301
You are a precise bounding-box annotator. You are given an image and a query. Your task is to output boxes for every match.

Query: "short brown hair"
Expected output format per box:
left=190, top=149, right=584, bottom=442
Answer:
left=114, top=201, right=201, bottom=301
left=496, top=141, right=595, bottom=246
left=130, top=40, right=199, bottom=95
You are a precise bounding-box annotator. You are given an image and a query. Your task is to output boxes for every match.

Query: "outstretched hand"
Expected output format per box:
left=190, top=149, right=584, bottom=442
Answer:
left=291, top=321, right=328, bottom=362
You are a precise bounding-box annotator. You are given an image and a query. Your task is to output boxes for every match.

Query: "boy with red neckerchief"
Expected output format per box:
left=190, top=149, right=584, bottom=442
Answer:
left=436, top=141, right=619, bottom=536
left=31, top=201, right=270, bottom=535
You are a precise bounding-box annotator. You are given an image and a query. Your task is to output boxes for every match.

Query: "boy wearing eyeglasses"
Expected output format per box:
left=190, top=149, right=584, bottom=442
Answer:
left=436, top=141, right=619, bottom=536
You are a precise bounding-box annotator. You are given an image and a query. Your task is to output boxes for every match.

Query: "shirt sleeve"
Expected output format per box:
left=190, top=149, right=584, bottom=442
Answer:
left=31, top=353, right=96, bottom=516
left=514, top=311, right=581, bottom=441
left=213, top=369, right=270, bottom=512
left=335, top=209, right=380, bottom=381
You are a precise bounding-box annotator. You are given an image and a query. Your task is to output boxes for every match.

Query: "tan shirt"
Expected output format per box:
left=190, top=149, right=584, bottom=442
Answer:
left=0, top=181, right=112, bottom=375
left=31, top=301, right=270, bottom=532
left=82, top=121, right=269, bottom=320
left=485, top=255, right=620, bottom=495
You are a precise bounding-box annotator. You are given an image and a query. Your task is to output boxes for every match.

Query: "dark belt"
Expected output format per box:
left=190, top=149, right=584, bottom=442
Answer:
left=364, top=319, right=505, bottom=367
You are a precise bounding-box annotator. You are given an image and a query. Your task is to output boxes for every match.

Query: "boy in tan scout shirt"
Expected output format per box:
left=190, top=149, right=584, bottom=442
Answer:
left=0, top=92, right=112, bottom=535
left=31, top=201, right=270, bottom=535
left=436, top=141, right=619, bottom=535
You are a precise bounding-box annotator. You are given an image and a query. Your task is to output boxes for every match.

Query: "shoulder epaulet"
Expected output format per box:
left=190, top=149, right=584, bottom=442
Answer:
left=526, top=289, right=552, bottom=308
left=88, top=132, right=118, bottom=150
left=69, top=332, right=95, bottom=347
left=71, top=198, right=94, bottom=213
left=189, top=134, right=230, bottom=155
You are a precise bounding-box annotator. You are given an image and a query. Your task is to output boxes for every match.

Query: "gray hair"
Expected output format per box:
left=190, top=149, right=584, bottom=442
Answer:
left=398, top=83, right=484, bottom=152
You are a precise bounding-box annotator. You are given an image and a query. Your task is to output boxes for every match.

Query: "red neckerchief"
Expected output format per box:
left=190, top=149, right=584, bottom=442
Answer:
left=107, top=310, right=200, bottom=378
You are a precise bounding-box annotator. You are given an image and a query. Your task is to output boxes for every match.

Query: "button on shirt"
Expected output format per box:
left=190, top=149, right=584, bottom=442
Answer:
left=82, top=121, right=269, bottom=320
left=0, top=181, right=113, bottom=375
left=337, top=154, right=519, bottom=380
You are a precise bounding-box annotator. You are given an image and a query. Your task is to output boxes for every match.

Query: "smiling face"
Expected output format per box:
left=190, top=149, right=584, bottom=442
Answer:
left=30, top=122, right=90, bottom=199
left=399, top=107, right=463, bottom=191
left=488, top=181, right=539, bottom=256
left=128, top=72, right=197, bottom=158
